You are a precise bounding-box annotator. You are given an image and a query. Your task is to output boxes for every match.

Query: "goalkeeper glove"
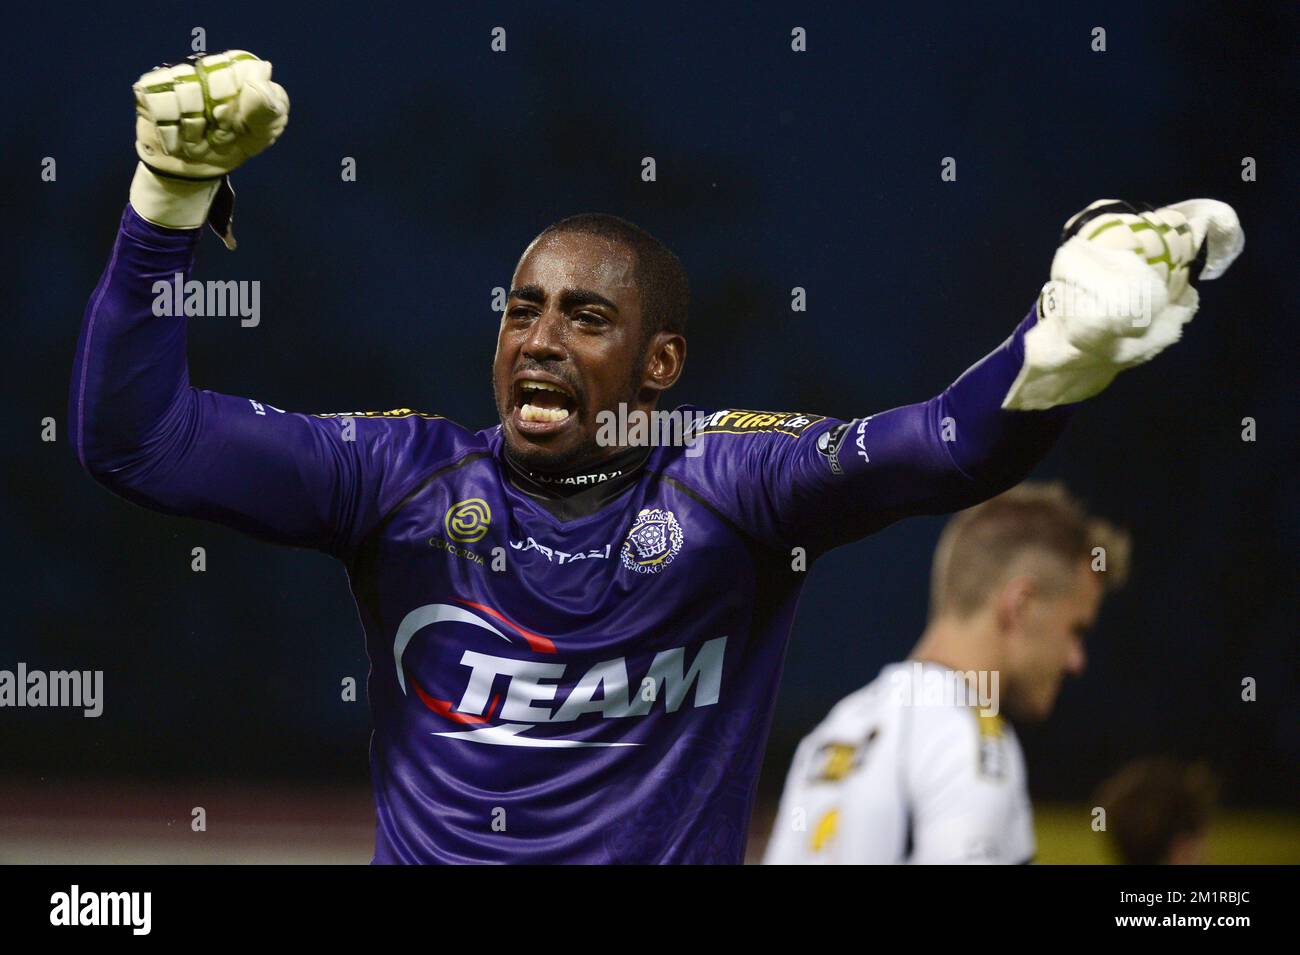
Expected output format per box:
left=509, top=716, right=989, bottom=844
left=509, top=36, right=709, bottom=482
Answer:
left=1003, top=198, right=1244, bottom=410
left=128, top=50, right=289, bottom=248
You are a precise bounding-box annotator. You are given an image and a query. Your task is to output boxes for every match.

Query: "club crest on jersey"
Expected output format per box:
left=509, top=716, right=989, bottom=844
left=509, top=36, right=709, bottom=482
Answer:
left=621, top=507, right=684, bottom=574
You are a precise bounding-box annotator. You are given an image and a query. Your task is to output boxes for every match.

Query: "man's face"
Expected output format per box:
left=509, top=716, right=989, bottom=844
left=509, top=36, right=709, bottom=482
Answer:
left=1004, top=562, right=1103, bottom=721
left=492, top=231, right=679, bottom=473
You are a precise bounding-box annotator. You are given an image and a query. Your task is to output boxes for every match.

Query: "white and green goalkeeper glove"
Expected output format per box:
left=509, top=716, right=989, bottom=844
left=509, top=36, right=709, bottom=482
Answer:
left=1003, top=198, right=1244, bottom=410
left=128, top=50, right=289, bottom=247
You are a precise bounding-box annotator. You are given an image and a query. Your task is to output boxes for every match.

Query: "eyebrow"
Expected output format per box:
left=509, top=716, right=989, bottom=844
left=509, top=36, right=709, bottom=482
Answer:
left=508, top=284, right=619, bottom=313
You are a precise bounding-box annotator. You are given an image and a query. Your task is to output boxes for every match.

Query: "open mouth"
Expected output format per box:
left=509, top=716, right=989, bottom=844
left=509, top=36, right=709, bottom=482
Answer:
left=513, top=376, right=578, bottom=431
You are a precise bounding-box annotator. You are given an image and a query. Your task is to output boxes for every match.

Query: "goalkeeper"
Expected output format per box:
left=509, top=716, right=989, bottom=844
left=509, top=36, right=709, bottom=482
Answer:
left=70, top=50, right=1243, bottom=864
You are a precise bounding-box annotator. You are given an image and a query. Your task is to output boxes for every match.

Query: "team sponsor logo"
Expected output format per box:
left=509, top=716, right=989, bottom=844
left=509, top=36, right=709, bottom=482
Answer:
left=392, top=599, right=727, bottom=748
left=510, top=536, right=613, bottom=564
left=813, top=742, right=861, bottom=781
left=852, top=416, right=873, bottom=464
left=428, top=537, right=487, bottom=566
left=816, top=422, right=852, bottom=475
left=310, top=407, right=442, bottom=419
left=445, top=498, right=491, bottom=543
left=811, top=729, right=878, bottom=783
left=975, top=710, right=1007, bottom=778
left=691, top=409, right=825, bottom=438
left=621, top=507, right=684, bottom=574
left=528, top=469, right=624, bottom=487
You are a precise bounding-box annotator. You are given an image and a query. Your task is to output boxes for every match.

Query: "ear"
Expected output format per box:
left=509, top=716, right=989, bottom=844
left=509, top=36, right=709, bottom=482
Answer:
left=995, top=575, right=1037, bottom=635
left=640, top=332, right=687, bottom=395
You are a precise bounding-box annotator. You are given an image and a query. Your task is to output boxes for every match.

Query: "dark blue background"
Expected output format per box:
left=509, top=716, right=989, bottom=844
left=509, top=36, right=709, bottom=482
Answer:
left=3, top=1, right=1295, bottom=807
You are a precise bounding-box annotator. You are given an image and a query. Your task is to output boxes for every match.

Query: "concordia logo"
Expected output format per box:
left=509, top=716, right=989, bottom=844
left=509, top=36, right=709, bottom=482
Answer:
left=393, top=599, right=726, bottom=748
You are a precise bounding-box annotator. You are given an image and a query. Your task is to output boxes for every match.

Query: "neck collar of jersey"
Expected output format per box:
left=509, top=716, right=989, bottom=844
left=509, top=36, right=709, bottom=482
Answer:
left=501, top=443, right=651, bottom=520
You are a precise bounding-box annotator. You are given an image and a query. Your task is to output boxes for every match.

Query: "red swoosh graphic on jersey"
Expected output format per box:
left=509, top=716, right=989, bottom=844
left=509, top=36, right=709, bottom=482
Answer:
left=411, top=678, right=497, bottom=725
left=454, top=598, right=557, bottom=654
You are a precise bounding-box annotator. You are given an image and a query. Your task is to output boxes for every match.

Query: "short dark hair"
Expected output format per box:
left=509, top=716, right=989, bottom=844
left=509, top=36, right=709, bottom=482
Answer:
left=1094, top=758, right=1219, bottom=864
left=533, top=213, right=689, bottom=342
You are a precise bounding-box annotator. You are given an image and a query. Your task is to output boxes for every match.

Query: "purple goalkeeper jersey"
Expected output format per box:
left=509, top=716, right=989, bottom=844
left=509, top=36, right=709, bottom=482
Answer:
left=70, top=207, right=1070, bottom=863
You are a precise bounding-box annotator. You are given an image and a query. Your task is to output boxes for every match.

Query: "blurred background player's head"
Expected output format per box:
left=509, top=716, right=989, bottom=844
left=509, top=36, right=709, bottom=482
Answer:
left=915, top=482, right=1131, bottom=721
left=1095, top=758, right=1219, bottom=864
left=493, top=214, right=690, bottom=473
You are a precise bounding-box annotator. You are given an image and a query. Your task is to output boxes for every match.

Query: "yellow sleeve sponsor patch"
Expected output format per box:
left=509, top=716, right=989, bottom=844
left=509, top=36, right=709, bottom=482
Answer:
left=693, top=409, right=825, bottom=437
left=310, top=407, right=443, bottom=420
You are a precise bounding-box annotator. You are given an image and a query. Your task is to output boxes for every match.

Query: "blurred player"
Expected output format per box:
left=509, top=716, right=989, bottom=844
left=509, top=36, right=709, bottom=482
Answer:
left=1094, top=758, right=1219, bottom=864
left=764, top=483, right=1130, bottom=864
left=72, top=50, right=1238, bottom=862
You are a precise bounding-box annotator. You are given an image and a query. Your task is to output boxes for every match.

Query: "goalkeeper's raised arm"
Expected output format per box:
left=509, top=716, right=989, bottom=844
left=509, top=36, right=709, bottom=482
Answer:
left=706, top=198, right=1244, bottom=555
left=69, top=51, right=450, bottom=559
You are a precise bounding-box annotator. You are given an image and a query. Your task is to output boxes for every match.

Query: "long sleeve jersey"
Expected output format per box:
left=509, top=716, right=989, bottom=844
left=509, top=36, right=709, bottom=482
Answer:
left=70, top=206, right=1070, bottom=863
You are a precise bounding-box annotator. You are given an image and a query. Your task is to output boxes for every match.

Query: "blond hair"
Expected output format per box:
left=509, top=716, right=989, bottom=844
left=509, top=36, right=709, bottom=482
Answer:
left=929, top=482, right=1130, bottom=620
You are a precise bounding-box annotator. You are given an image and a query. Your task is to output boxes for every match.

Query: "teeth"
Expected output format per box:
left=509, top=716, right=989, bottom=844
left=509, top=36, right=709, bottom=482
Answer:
left=521, top=403, right=571, bottom=423
left=521, top=380, right=567, bottom=395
